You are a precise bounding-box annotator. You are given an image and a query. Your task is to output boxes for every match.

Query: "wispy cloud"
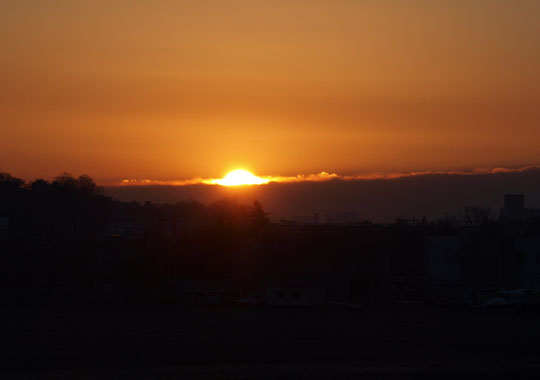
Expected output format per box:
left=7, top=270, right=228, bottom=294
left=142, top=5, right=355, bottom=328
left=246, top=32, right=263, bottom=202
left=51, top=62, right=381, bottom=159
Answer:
left=114, top=166, right=538, bottom=187
left=343, top=166, right=538, bottom=181
left=260, top=171, right=339, bottom=184
left=119, top=178, right=207, bottom=186
left=116, top=172, right=339, bottom=187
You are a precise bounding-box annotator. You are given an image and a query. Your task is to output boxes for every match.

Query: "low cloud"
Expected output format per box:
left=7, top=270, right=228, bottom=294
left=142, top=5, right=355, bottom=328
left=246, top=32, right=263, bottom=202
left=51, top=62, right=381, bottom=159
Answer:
left=115, top=166, right=538, bottom=187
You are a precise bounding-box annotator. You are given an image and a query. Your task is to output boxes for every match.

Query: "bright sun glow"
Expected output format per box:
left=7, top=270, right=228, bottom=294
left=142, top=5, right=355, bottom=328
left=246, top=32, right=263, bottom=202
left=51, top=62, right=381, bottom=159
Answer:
left=214, top=169, right=270, bottom=186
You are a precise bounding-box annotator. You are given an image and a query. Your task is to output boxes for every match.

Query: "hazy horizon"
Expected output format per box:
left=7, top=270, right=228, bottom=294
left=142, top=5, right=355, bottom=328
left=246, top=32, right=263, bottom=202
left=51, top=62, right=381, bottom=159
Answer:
left=105, top=166, right=540, bottom=222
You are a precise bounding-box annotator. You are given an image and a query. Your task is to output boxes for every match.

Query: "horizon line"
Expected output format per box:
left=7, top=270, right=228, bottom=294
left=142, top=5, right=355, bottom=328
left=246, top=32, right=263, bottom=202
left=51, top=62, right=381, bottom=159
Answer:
left=111, top=165, right=540, bottom=187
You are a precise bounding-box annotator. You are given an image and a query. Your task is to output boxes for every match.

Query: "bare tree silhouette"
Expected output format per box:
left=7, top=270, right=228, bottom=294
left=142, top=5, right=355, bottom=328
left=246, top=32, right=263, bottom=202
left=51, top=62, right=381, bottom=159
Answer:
left=463, top=206, right=496, bottom=227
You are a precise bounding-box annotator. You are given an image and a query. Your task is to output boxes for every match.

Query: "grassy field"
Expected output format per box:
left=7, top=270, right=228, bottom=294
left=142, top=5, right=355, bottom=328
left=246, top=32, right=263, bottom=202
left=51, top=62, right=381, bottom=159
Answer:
left=3, top=305, right=540, bottom=378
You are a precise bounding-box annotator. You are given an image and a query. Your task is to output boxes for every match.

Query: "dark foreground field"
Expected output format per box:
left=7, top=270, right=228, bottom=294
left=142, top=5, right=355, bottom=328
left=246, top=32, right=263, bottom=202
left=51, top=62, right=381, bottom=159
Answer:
left=3, top=305, right=540, bottom=378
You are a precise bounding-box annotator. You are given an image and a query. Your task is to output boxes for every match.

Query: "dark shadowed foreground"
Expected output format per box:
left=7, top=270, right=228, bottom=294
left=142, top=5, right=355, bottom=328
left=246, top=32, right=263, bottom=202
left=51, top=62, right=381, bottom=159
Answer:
left=3, top=173, right=540, bottom=378
left=3, top=305, right=540, bottom=379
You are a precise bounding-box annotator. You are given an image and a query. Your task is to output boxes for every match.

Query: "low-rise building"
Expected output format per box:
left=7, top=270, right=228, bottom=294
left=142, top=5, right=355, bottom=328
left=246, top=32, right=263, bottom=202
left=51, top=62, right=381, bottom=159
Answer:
left=499, top=194, right=540, bottom=221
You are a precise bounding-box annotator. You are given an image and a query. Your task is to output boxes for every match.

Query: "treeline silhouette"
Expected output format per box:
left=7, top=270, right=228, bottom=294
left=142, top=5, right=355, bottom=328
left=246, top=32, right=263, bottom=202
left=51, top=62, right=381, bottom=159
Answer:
left=0, top=172, right=272, bottom=240
left=0, top=172, right=276, bottom=305
left=1, top=172, right=442, bottom=307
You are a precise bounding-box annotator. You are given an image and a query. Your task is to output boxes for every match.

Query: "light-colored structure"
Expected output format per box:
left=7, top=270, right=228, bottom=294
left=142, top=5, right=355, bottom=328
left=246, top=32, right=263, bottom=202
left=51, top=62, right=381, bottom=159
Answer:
left=425, top=236, right=462, bottom=286
left=500, top=194, right=540, bottom=220
left=512, top=237, right=540, bottom=288
left=426, top=231, right=540, bottom=304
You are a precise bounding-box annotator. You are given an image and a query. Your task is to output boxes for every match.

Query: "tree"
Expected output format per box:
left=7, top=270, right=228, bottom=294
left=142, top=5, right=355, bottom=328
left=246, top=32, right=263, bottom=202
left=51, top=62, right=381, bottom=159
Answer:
left=0, top=172, right=24, bottom=191
left=249, top=199, right=270, bottom=227
left=52, top=172, right=78, bottom=192
left=77, top=174, right=97, bottom=196
left=29, top=179, right=49, bottom=192
left=463, top=206, right=496, bottom=227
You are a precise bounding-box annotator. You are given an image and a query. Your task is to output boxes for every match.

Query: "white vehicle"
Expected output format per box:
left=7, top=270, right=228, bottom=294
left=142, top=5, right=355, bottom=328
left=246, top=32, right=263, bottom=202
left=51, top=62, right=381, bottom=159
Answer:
left=483, top=289, right=540, bottom=308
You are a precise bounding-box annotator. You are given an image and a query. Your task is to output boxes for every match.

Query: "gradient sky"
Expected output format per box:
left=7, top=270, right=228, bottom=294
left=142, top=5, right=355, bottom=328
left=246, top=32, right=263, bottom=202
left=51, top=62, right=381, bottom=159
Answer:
left=2, top=0, right=540, bottom=183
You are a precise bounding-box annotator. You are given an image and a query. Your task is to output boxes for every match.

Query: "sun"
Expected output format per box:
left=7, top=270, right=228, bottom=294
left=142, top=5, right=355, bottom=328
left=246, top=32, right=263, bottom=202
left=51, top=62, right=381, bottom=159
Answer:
left=214, top=169, right=270, bottom=186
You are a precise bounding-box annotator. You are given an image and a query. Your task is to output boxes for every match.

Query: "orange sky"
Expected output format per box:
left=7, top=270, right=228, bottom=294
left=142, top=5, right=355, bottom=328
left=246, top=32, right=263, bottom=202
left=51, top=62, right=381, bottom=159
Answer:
left=1, top=1, right=540, bottom=183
